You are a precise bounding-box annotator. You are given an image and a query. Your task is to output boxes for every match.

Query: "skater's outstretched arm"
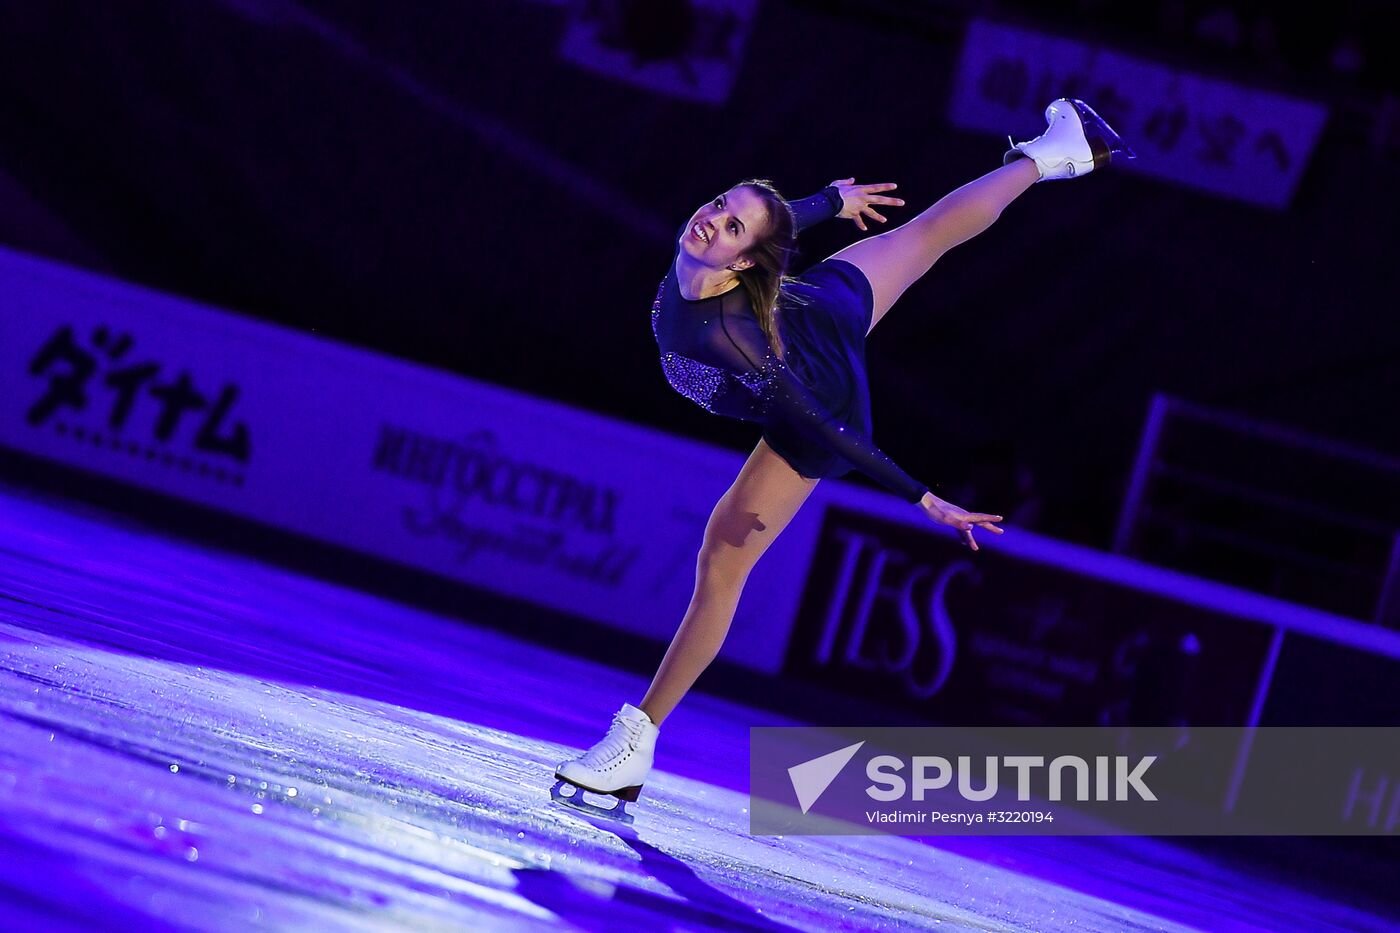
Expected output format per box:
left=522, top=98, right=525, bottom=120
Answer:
left=786, top=186, right=844, bottom=233
left=792, top=180, right=905, bottom=234
left=819, top=178, right=904, bottom=233
left=676, top=181, right=904, bottom=245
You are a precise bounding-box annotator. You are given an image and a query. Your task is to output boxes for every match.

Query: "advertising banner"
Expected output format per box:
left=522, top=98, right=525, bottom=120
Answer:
left=950, top=18, right=1328, bottom=208
left=782, top=505, right=1277, bottom=727
left=0, top=246, right=807, bottom=672
left=557, top=0, right=757, bottom=105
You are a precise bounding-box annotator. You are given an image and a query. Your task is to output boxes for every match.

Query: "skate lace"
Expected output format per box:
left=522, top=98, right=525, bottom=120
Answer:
left=581, top=712, right=645, bottom=765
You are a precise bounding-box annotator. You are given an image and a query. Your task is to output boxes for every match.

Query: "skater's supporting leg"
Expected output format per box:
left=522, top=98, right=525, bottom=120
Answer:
left=639, top=438, right=818, bottom=727
left=825, top=158, right=1039, bottom=335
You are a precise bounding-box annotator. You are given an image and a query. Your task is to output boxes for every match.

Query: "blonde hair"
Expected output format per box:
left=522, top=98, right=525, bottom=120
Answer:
left=728, top=178, right=811, bottom=362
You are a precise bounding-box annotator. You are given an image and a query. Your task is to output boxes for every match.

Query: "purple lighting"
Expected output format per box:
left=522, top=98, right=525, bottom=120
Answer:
left=0, top=481, right=1395, bottom=930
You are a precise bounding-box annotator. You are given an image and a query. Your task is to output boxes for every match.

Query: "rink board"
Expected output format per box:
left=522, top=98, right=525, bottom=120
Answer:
left=3, top=244, right=1398, bottom=717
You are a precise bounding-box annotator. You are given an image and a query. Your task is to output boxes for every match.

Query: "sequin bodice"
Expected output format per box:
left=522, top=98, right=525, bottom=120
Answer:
left=650, top=274, right=773, bottom=418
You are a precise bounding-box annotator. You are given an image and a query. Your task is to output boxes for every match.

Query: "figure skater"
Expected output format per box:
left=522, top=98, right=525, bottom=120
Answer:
left=552, top=99, right=1135, bottom=822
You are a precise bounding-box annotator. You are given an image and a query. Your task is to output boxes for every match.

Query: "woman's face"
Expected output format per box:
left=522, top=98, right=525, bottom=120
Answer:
left=679, top=185, right=768, bottom=271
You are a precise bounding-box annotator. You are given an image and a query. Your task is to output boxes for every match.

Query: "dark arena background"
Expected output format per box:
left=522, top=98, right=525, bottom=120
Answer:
left=1, top=1, right=1398, bottom=930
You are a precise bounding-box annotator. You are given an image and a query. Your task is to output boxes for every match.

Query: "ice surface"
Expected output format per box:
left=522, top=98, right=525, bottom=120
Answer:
left=0, top=482, right=1393, bottom=932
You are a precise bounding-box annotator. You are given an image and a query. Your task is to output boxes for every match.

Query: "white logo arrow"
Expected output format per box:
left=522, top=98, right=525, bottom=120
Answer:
left=788, top=741, right=865, bottom=814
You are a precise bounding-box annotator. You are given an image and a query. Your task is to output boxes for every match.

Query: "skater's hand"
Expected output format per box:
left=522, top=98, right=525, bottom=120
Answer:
left=918, top=491, right=1004, bottom=551
left=828, top=178, right=904, bottom=232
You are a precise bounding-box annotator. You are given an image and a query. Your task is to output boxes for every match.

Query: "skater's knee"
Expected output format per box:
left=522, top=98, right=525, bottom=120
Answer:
left=695, top=543, right=753, bottom=588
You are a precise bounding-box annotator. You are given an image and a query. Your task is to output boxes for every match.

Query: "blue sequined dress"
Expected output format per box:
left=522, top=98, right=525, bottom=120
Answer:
left=650, top=187, right=928, bottom=503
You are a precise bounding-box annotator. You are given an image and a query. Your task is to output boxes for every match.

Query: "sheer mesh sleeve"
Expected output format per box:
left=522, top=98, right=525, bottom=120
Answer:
left=708, top=290, right=929, bottom=503
left=786, top=186, right=843, bottom=233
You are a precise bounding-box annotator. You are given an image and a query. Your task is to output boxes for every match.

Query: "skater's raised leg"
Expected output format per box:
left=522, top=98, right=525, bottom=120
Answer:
left=826, top=158, right=1039, bottom=335
left=830, top=96, right=1134, bottom=336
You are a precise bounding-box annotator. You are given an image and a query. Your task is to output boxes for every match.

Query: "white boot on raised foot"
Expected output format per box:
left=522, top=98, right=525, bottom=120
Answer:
left=551, top=702, right=659, bottom=824
left=1003, top=98, right=1137, bottom=181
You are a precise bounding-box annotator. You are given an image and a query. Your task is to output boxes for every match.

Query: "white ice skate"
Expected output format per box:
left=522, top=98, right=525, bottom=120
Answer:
left=1003, top=98, right=1137, bottom=181
left=551, top=702, right=659, bottom=824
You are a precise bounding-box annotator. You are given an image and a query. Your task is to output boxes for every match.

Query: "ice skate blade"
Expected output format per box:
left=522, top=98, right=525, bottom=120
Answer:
left=1065, top=98, right=1137, bottom=164
left=550, top=777, right=637, bottom=824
